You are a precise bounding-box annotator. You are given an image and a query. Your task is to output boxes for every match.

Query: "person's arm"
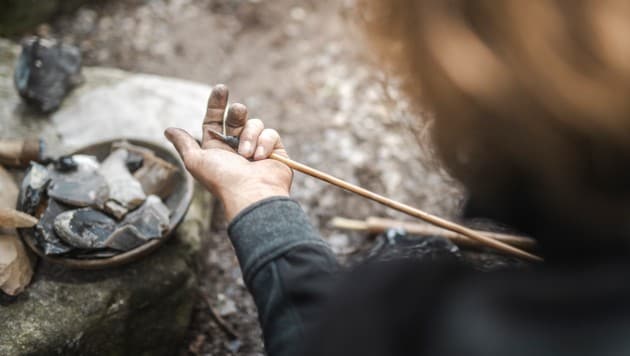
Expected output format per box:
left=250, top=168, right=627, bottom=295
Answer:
left=229, top=196, right=339, bottom=355
left=165, top=84, right=339, bottom=355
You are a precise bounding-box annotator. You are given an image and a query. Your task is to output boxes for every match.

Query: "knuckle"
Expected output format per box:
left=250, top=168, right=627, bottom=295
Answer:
left=260, top=128, right=279, bottom=142
left=248, top=118, right=264, bottom=129
left=242, top=119, right=264, bottom=138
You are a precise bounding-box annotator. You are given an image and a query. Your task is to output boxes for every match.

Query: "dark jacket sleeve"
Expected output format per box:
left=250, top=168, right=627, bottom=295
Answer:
left=228, top=196, right=340, bottom=356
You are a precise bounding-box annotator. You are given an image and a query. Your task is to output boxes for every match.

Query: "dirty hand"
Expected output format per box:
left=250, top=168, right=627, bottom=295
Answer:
left=164, top=84, right=293, bottom=221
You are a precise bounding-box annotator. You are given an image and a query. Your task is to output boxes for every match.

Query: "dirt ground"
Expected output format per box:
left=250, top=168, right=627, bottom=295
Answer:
left=37, top=0, right=463, bottom=354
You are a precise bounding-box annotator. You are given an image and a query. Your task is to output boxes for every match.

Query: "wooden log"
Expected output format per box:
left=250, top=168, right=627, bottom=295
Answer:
left=0, top=165, right=34, bottom=296
left=0, top=138, right=43, bottom=167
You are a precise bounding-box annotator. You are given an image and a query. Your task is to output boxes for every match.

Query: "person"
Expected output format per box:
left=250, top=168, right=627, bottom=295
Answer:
left=165, top=1, right=630, bottom=355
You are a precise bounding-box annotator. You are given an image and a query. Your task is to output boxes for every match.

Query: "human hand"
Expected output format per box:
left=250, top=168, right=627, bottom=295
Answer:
left=164, top=84, right=293, bottom=221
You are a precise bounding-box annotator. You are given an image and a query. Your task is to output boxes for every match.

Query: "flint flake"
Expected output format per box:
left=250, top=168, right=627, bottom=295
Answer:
left=99, top=149, right=146, bottom=218
left=54, top=208, right=117, bottom=249
left=34, top=199, right=73, bottom=255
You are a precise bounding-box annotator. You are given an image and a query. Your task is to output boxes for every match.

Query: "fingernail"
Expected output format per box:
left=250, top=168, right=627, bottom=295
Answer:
left=254, top=146, right=265, bottom=160
left=239, top=141, right=252, bottom=156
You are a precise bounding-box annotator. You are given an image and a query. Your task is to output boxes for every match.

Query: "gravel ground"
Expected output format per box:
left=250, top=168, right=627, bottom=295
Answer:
left=27, top=0, right=464, bottom=354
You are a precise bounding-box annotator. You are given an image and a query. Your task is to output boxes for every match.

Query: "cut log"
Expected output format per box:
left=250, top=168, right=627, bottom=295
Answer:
left=0, top=165, right=18, bottom=209
left=0, top=138, right=42, bottom=167
left=0, top=165, right=34, bottom=296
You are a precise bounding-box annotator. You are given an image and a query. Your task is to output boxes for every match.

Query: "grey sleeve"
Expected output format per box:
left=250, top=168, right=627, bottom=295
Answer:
left=228, top=196, right=340, bottom=356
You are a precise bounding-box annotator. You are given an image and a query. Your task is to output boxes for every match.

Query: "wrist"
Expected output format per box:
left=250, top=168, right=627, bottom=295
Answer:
left=220, top=185, right=289, bottom=221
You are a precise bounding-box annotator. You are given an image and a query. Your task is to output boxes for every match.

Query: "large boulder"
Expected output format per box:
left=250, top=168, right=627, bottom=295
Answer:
left=0, top=38, right=215, bottom=355
left=0, top=188, right=212, bottom=356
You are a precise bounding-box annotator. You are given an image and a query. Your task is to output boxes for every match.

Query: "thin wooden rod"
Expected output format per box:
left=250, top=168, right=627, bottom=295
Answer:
left=270, top=153, right=543, bottom=262
left=330, top=216, right=537, bottom=250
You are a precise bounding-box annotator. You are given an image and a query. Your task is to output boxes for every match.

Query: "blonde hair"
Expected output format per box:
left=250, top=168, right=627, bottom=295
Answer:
left=366, top=0, right=630, bottom=236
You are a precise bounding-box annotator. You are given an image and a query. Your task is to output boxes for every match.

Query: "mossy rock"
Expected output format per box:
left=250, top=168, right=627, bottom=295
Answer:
left=0, top=187, right=213, bottom=356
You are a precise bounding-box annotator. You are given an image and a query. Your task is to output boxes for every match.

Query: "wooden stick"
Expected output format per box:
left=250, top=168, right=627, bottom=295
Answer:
left=0, top=138, right=43, bottom=167
left=0, top=208, right=38, bottom=228
left=270, top=153, right=543, bottom=262
left=330, top=216, right=537, bottom=250
left=206, top=129, right=543, bottom=262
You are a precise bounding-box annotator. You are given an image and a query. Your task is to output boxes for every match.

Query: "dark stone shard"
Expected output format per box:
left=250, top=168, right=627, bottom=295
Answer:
left=104, top=195, right=171, bottom=251
left=54, top=155, right=78, bottom=172
left=121, top=195, right=170, bottom=239
left=367, top=228, right=461, bottom=263
left=48, top=170, right=108, bottom=208
left=33, top=199, right=73, bottom=255
left=18, top=162, right=51, bottom=216
left=54, top=208, right=117, bottom=249
left=14, top=36, right=83, bottom=113
left=104, top=225, right=147, bottom=251
left=125, top=152, right=144, bottom=173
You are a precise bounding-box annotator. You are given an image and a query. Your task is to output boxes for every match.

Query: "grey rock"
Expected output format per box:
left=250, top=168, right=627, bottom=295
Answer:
left=48, top=172, right=109, bottom=207
left=34, top=199, right=73, bottom=256
left=104, top=195, right=170, bottom=251
left=48, top=170, right=108, bottom=208
left=123, top=195, right=170, bottom=237
left=14, top=37, right=83, bottom=113
left=54, top=208, right=117, bottom=249
left=99, top=149, right=146, bottom=219
left=103, top=225, right=147, bottom=251
left=49, top=68, right=209, bottom=151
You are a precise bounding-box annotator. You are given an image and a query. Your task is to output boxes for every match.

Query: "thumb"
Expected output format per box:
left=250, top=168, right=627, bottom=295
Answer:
left=164, top=127, right=201, bottom=171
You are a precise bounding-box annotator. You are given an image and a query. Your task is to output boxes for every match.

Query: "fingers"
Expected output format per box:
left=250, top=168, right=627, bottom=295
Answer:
left=202, top=84, right=229, bottom=149
left=225, top=103, right=248, bottom=136
left=255, top=128, right=287, bottom=160
left=237, top=118, right=264, bottom=158
left=164, top=128, right=201, bottom=171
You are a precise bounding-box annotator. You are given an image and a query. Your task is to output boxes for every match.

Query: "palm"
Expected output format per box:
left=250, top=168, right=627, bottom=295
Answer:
left=165, top=84, right=293, bottom=220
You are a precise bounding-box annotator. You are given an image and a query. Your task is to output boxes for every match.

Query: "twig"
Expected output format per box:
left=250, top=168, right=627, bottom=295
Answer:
left=198, top=291, right=240, bottom=341
left=270, top=153, right=543, bottom=262
left=330, top=216, right=537, bottom=251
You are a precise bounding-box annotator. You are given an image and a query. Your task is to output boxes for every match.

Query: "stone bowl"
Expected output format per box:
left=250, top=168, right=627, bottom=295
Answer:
left=18, top=138, right=194, bottom=269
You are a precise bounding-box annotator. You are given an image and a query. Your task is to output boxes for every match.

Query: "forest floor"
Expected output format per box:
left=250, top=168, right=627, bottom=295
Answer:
left=38, top=0, right=463, bottom=354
